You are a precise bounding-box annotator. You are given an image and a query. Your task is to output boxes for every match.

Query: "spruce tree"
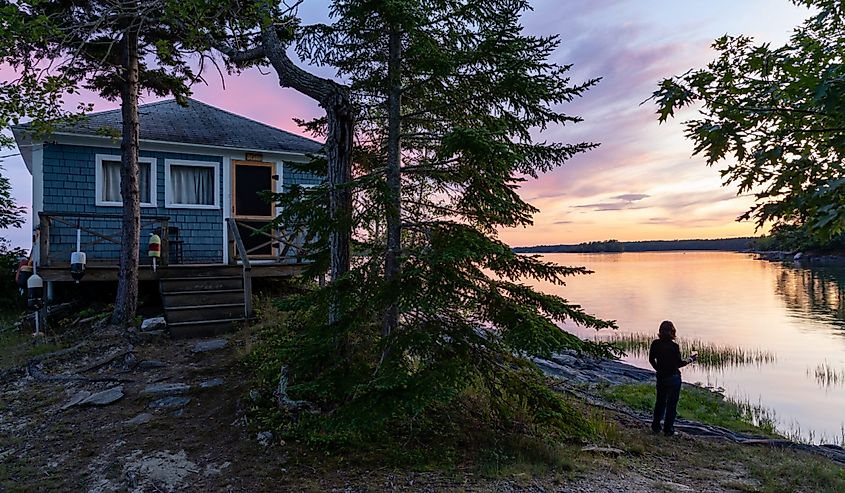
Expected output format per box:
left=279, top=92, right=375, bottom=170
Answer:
left=266, top=0, right=618, bottom=442
left=0, top=0, right=206, bottom=324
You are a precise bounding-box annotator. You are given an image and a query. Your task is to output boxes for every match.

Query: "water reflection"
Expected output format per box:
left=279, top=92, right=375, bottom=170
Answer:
left=530, top=252, right=845, bottom=444
left=774, top=263, right=845, bottom=330
left=807, top=361, right=845, bottom=389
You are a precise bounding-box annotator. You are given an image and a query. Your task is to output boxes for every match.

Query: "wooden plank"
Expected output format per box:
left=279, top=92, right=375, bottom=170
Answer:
left=234, top=219, right=307, bottom=258
left=249, top=264, right=307, bottom=278
left=51, top=216, right=120, bottom=245
left=160, top=219, right=170, bottom=267
left=243, top=270, right=252, bottom=318
left=39, top=216, right=50, bottom=267
left=38, top=262, right=306, bottom=282
left=41, top=211, right=170, bottom=221
left=38, top=266, right=162, bottom=282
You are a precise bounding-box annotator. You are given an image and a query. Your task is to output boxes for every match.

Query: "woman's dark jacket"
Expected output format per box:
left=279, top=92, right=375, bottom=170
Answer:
left=649, top=339, right=689, bottom=377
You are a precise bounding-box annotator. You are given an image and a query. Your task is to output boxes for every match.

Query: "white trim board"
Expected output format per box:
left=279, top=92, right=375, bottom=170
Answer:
left=94, top=154, right=157, bottom=207
left=47, top=132, right=316, bottom=162
left=222, top=156, right=232, bottom=264
left=163, top=159, right=221, bottom=210
left=32, top=145, right=43, bottom=263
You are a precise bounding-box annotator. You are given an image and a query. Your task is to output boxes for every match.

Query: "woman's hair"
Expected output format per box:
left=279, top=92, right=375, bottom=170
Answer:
left=658, top=320, right=676, bottom=341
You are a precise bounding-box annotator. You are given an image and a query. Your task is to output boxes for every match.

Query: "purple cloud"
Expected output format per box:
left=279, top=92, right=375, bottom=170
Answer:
left=613, top=193, right=650, bottom=202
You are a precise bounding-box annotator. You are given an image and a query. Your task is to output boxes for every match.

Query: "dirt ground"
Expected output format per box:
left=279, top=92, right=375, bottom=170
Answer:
left=0, top=321, right=841, bottom=492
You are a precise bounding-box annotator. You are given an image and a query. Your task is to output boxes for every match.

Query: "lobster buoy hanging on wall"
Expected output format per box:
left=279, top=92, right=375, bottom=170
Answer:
left=148, top=233, right=161, bottom=272
left=70, top=251, right=86, bottom=282
left=15, top=258, right=32, bottom=290
left=70, top=225, right=86, bottom=282
left=27, top=271, right=44, bottom=311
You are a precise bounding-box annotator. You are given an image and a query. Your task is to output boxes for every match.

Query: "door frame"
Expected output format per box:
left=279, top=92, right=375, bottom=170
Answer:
left=231, top=159, right=278, bottom=259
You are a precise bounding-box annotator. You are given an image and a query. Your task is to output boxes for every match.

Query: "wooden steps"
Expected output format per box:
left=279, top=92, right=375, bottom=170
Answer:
left=160, top=273, right=249, bottom=338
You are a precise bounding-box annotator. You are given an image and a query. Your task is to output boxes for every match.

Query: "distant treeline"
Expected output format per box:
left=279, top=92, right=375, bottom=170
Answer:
left=513, top=237, right=758, bottom=253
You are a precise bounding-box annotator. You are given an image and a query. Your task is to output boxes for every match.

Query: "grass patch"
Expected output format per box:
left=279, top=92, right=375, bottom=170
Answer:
left=744, top=448, right=845, bottom=493
left=0, top=313, right=63, bottom=369
left=0, top=326, right=64, bottom=371
left=600, top=333, right=776, bottom=370
left=599, top=383, right=779, bottom=436
left=475, top=433, right=577, bottom=478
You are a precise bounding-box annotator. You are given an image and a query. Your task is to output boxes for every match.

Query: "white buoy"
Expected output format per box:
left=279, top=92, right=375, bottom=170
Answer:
left=70, top=227, right=87, bottom=282
left=28, top=263, right=44, bottom=337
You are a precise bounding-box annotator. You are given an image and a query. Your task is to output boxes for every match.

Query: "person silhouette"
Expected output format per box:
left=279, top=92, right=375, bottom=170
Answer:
left=649, top=320, right=696, bottom=436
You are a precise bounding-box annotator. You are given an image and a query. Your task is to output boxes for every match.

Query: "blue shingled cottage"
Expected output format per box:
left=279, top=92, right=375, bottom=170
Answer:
left=12, top=98, right=323, bottom=336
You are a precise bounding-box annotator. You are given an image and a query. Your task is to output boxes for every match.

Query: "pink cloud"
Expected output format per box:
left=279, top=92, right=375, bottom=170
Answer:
left=1, top=1, right=804, bottom=250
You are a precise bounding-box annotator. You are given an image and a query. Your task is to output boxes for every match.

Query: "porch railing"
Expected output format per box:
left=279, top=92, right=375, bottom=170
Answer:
left=38, top=212, right=171, bottom=267
left=226, top=218, right=252, bottom=318
left=225, top=218, right=310, bottom=265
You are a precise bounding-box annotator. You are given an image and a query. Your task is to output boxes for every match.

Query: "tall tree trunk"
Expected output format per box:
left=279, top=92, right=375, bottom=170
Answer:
left=325, top=93, right=353, bottom=324
left=382, top=27, right=402, bottom=340
left=111, top=26, right=141, bottom=325
left=257, top=27, right=353, bottom=324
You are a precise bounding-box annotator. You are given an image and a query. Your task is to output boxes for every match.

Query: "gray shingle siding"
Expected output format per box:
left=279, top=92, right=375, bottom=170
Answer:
left=283, top=168, right=322, bottom=187
left=42, top=143, right=224, bottom=264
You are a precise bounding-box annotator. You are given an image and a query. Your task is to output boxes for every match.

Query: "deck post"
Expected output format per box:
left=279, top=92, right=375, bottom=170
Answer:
left=226, top=218, right=253, bottom=318
left=228, top=237, right=236, bottom=265
left=243, top=270, right=252, bottom=318
left=39, top=214, right=50, bottom=267
left=160, top=219, right=170, bottom=267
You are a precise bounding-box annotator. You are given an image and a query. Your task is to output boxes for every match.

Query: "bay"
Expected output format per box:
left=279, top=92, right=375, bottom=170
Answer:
left=530, top=251, right=845, bottom=443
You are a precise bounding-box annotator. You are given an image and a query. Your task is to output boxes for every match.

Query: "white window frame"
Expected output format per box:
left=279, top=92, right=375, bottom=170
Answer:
left=164, top=159, right=220, bottom=210
left=95, top=154, right=157, bottom=207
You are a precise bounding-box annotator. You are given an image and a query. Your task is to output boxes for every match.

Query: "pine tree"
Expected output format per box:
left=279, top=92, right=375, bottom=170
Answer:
left=180, top=0, right=355, bottom=324
left=266, top=0, right=618, bottom=442
left=0, top=0, right=208, bottom=324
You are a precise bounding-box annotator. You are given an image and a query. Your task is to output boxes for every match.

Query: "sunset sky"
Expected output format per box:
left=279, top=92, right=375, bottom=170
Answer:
left=0, top=0, right=810, bottom=249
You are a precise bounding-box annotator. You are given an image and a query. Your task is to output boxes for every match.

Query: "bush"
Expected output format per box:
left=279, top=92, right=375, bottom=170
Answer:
left=243, top=298, right=600, bottom=467
left=0, top=239, right=26, bottom=315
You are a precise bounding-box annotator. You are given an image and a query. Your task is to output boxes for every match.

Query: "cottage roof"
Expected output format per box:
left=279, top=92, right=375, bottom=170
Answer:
left=13, top=98, right=323, bottom=172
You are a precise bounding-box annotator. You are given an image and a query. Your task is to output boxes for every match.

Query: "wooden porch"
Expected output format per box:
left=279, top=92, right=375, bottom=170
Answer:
left=36, top=212, right=314, bottom=338
left=36, top=212, right=312, bottom=282
left=36, top=262, right=307, bottom=283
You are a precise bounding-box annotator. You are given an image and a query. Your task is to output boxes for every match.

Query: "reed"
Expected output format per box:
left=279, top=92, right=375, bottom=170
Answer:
left=777, top=421, right=845, bottom=447
left=598, top=332, right=776, bottom=370
left=807, top=361, right=845, bottom=388
left=730, top=395, right=779, bottom=436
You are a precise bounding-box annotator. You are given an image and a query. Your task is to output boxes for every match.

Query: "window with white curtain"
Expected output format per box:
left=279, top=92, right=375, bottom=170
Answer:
left=95, top=154, right=156, bottom=207
left=165, top=160, right=219, bottom=209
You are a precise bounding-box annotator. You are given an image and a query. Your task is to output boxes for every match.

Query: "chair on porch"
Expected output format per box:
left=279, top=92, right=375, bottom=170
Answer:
left=153, top=226, right=184, bottom=264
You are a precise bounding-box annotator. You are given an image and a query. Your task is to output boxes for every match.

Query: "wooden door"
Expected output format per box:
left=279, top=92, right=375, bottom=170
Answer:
left=232, top=160, right=277, bottom=258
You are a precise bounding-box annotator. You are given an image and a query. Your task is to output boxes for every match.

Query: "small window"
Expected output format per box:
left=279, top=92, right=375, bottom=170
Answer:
left=165, top=160, right=220, bottom=209
left=96, top=155, right=156, bottom=207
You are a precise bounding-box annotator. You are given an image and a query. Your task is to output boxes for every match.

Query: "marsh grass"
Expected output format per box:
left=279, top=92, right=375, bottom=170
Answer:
left=600, top=383, right=781, bottom=437
left=807, top=361, right=845, bottom=388
left=600, top=332, right=776, bottom=370
left=0, top=322, right=64, bottom=370
left=602, top=382, right=845, bottom=446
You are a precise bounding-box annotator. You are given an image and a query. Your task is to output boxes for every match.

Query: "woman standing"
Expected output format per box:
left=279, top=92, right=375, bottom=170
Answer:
left=649, top=320, right=696, bottom=436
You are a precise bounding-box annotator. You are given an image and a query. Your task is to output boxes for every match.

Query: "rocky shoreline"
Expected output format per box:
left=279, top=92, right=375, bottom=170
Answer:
left=533, top=351, right=845, bottom=465
left=753, top=250, right=845, bottom=264
left=3, top=315, right=845, bottom=491
left=533, top=351, right=654, bottom=386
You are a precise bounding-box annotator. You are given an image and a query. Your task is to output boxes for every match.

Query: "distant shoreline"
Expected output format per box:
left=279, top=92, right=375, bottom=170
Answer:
left=513, top=237, right=757, bottom=254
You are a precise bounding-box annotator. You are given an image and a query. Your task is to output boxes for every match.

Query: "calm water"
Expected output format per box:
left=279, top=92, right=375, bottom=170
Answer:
left=531, top=251, right=845, bottom=443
